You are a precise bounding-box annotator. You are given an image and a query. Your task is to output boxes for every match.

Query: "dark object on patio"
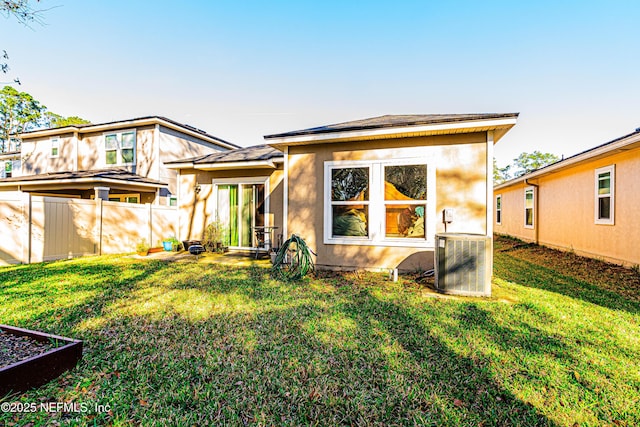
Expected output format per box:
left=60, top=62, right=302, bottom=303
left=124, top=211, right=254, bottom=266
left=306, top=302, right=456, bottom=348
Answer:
left=0, top=325, right=83, bottom=395
left=182, top=240, right=202, bottom=251
left=189, top=244, right=205, bottom=256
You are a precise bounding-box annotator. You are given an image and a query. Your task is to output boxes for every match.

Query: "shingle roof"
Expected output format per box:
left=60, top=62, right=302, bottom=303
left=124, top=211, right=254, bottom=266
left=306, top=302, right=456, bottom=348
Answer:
left=18, top=116, right=240, bottom=149
left=264, top=113, right=519, bottom=139
left=0, top=168, right=167, bottom=186
left=168, top=144, right=283, bottom=165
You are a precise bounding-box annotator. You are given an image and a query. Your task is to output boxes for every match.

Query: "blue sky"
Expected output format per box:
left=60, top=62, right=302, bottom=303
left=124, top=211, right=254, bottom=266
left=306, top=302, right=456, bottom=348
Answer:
left=2, top=0, right=639, bottom=166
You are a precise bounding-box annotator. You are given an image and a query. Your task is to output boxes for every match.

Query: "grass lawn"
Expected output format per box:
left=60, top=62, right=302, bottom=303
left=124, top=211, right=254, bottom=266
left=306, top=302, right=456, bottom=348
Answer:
left=1, top=236, right=639, bottom=426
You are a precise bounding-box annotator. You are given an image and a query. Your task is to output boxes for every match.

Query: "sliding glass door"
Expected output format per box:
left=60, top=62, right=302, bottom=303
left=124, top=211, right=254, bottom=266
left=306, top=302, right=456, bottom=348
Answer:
left=216, top=182, right=265, bottom=248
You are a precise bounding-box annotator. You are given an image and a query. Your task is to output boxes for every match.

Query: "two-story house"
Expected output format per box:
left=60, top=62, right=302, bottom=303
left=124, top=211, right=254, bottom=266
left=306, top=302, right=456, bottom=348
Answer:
left=0, top=116, right=237, bottom=204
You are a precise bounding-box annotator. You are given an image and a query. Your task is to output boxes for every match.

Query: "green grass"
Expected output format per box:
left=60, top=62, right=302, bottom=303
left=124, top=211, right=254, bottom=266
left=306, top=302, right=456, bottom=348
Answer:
left=1, top=237, right=639, bottom=426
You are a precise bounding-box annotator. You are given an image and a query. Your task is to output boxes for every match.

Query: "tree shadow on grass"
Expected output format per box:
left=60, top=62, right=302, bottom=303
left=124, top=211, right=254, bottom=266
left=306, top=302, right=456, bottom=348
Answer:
left=493, top=252, right=640, bottom=314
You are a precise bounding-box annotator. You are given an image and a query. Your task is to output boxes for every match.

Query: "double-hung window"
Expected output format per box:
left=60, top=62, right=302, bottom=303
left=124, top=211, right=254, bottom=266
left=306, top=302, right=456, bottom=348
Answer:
left=50, top=137, right=60, bottom=158
left=2, top=160, right=11, bottom=178
left=104, top=130, right=136, bottom=166
left=325, top=160, right=433, bottom=246
left=524, top=187, right=534, bottom=228
left=496, top=195, right=502, bottom=225
left=595, top=165, right=615, bottom=225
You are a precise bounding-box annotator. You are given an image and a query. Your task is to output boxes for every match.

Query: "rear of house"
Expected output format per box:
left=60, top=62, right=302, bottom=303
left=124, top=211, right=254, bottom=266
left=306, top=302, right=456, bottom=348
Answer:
left=494, top=129, right=640, bottom=267
left=266, top=114, right=518, bottom=272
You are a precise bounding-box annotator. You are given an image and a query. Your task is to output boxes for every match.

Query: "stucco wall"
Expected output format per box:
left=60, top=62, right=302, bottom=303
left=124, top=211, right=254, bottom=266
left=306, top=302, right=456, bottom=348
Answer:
left=494, top=146, right=640, bottom=266
left=21, top=132, right=76, bottom=175
left=286, top=133, right=490, bottom=271
left=178, top=167, right=284, bottom=242
left=158, top=126, right=228, bottom=198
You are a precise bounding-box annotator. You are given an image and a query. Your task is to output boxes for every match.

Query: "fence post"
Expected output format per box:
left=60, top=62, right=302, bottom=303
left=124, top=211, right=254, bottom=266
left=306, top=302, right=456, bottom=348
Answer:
left=21, top=192, right=31, bottom=264
left=147, top=203, right=153, bottom=248
left=95, top=198, right=103, bottom=255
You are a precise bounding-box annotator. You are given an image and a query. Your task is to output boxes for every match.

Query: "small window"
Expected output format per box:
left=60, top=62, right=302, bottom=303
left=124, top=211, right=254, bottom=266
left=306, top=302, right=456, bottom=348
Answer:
left=105, top=134, right=118, bottom=165
left=524, top=187, right=534, bottom=228
left=50, top=137, right=60, bottom=158
left=169, top=196, right=178, bottom=207
left=595, top=165, right=615, bottom=225
left=3, top=161, right=11, bottom=178
left=496, top=195, right=502, bottom=225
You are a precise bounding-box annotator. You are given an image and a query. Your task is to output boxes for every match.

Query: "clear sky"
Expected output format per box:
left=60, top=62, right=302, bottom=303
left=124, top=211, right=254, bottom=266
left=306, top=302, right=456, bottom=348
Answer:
left=2, top=0, right=639, bottom=167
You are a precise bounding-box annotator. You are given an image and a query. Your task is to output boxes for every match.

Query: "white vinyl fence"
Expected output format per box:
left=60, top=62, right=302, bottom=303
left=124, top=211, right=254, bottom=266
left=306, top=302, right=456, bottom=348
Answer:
left=0, top=192, right=178, bottom=265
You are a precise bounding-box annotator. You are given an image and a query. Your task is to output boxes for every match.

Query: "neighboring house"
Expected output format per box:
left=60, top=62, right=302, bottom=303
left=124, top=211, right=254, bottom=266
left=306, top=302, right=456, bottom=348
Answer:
left=174, top=113, right=518, bottom=272
left=494, top=129, right=640, bottom=267
left=0, top=116, right=237, bottom=205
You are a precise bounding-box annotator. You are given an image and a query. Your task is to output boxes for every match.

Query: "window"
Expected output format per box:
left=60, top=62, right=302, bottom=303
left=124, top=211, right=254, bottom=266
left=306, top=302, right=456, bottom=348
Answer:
left=595, top=165, right=615, bottom=225
left=2, top=160, right=11, bottom=178
left=325, top=160, right=434, bottom=246
left=384, top=165, right=427, bottom=238
left=496, top=195, right=502, bottom=225
left=330, top=167, right=370, bottom=237
left=524, top=187, right=534, bottom=228
left=104, top=131, right=136, bottom=166
left=106, top=193, right=140, bottom=203
left=50, top=137, right=60, bottom=158
left=169, top=196, right=178, bottom=207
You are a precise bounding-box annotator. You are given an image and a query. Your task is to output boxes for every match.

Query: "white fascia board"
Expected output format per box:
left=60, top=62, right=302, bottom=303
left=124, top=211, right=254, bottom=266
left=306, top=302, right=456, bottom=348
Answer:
left=164, top=162, right=194, bottom=170
left=19, top=117, right=237, bottom=150
left=494, top=131, right=640, bottom=191
left=193, top=160, right=276, bottom=170
left=266, top=118, right=518, bottom=146
left=0, top=177, right=166, bottom=189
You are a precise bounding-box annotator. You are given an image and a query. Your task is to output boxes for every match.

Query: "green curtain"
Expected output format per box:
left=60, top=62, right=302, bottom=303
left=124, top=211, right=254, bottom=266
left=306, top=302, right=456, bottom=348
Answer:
left=229, top=185, right=238, bottom=246
left=241, top=185, right=253, bottom=247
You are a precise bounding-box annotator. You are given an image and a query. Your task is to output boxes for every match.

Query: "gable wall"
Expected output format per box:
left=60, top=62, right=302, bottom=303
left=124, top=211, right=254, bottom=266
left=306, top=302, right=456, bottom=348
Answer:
left=494, top=146, right=640, bottom=266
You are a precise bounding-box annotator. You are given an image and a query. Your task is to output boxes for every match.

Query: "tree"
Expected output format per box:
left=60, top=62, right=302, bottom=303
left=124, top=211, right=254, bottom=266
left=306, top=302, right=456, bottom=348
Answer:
left=493, top=158, right=511, bottom=185
left=512, top=151, right=560, bottom=177
left=0, top=85, right=46, bottom=151
left=0, top=86, right=91, bottom=152
left=2, top=1, right=45, bottom=83
left=1, top=1, right=44, bottom=26
left=45, top=112, right=91, bottom=128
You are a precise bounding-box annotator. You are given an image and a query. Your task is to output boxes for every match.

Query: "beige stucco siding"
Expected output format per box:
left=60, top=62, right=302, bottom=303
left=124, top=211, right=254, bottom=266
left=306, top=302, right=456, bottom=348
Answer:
left=178, top=167, right=284, bottom=242
left=158, top=126, right=228, bottom=197
left=494, top=146, right=640, bottom=266
left=286, top=133, right=489, bottom=271
left=21, top=133, right=76, bottom=175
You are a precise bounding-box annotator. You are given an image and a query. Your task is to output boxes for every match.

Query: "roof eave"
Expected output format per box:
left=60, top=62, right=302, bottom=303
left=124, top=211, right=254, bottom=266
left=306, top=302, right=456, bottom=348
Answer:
left=494, top=131, right=640, bottom=190
left=265, top=117, right=518, bottom=148
left=0, top=176, right=167, bottom=189
left=17, top=117, right=238, bottom=150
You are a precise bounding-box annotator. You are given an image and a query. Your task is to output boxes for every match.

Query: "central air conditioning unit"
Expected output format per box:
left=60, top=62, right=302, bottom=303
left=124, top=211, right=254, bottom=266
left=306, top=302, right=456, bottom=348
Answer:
left=434, top=233, right=492, bottom=296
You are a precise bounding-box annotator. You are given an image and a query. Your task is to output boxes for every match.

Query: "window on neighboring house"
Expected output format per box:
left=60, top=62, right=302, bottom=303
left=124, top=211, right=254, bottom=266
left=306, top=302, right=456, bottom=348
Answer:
left=524, top=187, right=534, bottom=228
left=50, top=137, right=60, bottom=158
left=496, top=195, right=502, bottom=225
left=105, top=193, right=140, bottom=203
left=169, top=196, right=178, bottom=207
left=3, top=160, right=12, bottom=178
left=325, top=160, right=433, bottom=246
left=104, top=131, right=136, bottom=166
left=595, top=165, right=615, bottom=224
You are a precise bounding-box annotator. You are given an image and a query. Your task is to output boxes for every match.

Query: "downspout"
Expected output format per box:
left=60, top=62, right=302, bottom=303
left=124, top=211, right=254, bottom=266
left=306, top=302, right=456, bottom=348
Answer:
left=525, top=178, right=539, bottom=244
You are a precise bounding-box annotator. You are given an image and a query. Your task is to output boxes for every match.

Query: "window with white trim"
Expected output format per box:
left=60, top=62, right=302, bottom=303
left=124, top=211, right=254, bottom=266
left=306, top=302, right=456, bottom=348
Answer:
left=50, top=137, right=60, bottom=158
left=524, top=187, right=534, bottom=228
left=496, top=195, right=502, bottom=225
left=2, top=160, right=11, bottom=178
left=324, top=160, right=433, bottom=246
left=595, top=165, right=615, bottom=225
left=104, top=130, right=136, bottom=166
left=169, top=196, right=178, bottom=207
